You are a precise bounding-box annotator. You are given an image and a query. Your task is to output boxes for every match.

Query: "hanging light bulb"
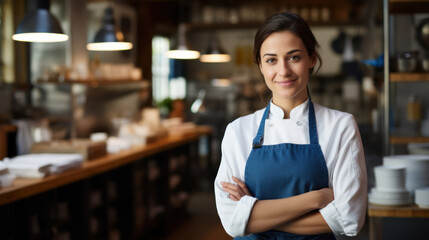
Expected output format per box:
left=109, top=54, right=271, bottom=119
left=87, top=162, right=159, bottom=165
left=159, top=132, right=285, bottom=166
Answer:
left=200, top=36, right=231, bottom=63
left=87, top=7, right=133, bottom=51
left=12, top=0, right=69, bottom=42
left=166, top=23, right=200, bottom=59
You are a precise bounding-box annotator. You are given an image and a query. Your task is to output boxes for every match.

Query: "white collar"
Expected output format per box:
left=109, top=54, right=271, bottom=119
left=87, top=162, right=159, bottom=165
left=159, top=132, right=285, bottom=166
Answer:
left=269, top=99, right=309, bottom=119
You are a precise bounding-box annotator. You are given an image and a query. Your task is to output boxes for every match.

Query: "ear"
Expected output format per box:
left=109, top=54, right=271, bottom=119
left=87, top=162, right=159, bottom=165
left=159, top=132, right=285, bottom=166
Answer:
left=259, top=63, right=263, bottom=73
left=309, top=54, right=317, bottom=69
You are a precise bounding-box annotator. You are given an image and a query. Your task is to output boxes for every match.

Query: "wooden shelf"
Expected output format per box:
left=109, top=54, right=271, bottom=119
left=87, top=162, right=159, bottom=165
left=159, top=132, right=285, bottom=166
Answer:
left=368, top=203, right=429, bottom=218
left=390, top=136, right=429, bottom=144
left=390, top=0, right=429, bottom=14
left=390, top=73, right=429, bottom=82
left=187, top=20, right=366, bottom=31
left=36, top=79, right=150, bottom=87
left=0, top=126, right=212, bottom=206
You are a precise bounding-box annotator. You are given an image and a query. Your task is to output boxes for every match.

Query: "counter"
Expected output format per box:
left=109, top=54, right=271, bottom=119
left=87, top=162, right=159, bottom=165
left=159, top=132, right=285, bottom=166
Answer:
left=0, top=126, right=212, bottom=239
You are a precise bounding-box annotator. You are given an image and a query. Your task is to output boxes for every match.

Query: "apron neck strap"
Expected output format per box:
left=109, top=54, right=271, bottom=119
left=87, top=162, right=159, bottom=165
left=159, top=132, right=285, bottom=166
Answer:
left=252, top=102, right=270, bottom=148
left=308, top=100, right=319, bottom=145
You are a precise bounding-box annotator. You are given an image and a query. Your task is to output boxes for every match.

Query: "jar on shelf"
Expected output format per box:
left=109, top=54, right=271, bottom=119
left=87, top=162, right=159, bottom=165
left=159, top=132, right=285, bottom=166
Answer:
left=407, top=95, right=422, bottom=132
left=396, top=51, right=419, bottom=72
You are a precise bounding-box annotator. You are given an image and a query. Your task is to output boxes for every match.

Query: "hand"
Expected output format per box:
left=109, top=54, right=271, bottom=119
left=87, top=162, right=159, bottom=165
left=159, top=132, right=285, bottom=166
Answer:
left=220, top=176, right=252, bottom=201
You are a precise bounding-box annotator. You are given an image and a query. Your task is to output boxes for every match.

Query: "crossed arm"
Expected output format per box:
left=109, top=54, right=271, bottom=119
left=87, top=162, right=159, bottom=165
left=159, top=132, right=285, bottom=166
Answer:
left=220, top=176, right=334, bottom=235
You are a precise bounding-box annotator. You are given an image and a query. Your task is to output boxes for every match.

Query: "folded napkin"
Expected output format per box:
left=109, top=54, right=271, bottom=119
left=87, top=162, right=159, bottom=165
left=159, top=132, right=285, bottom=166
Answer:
left=3, top=153, right=84, bottom=178
left=107, top=137, right=131, bottom=154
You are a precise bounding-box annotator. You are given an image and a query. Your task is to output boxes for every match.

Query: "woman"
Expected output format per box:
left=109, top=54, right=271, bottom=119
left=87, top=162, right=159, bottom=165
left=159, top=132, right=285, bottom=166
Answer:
left=214, top=12, right=367, bottom=239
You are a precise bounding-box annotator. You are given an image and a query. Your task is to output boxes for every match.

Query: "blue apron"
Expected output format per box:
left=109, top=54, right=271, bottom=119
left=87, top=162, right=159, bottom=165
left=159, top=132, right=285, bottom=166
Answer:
left=236, top=100, right=335, bottom=240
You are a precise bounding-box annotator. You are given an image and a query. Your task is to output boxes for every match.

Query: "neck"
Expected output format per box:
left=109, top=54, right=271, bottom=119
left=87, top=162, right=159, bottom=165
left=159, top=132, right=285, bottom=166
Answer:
left=272, top=94, right=308, bottom=119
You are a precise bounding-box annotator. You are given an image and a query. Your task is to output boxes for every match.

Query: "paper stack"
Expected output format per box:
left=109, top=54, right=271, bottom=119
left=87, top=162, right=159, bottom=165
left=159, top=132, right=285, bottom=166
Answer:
left=3, top=153, right=84, bottom=179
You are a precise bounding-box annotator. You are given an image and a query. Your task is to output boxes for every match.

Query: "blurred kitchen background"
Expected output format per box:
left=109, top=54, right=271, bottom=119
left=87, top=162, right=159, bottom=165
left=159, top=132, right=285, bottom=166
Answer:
left=1, top=0, right=429, bottom=239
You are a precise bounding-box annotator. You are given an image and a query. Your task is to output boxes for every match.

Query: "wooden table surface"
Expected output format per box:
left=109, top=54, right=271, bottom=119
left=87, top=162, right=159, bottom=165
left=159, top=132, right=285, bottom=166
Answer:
left=0, top=126, right=212, bottom=206
left=368, top=203, right=429, bottom=218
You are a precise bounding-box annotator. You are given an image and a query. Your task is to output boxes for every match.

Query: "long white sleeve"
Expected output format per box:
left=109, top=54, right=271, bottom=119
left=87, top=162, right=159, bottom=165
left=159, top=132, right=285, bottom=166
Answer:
left=319, top=114, right=367, bottom=236
left=214, top=123, right=258, bottom=237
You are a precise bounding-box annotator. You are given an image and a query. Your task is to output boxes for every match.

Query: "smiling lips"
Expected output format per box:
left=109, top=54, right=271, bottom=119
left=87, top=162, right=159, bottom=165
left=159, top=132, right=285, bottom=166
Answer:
left=275, top=79, right=297, bottom=87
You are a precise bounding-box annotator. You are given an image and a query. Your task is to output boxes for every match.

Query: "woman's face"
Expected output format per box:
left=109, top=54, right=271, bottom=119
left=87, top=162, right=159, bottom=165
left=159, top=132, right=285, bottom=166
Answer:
left=259, top=30, right=316, bottom=105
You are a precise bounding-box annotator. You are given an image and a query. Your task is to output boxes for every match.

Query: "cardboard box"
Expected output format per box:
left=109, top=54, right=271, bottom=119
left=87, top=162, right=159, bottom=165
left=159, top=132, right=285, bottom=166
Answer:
left=31, top=139, right=107, bottom=161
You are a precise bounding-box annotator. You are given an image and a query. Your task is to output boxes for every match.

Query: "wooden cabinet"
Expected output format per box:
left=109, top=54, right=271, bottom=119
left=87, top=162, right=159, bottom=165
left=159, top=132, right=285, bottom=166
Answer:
left=0, top=127, right=211, bottom=240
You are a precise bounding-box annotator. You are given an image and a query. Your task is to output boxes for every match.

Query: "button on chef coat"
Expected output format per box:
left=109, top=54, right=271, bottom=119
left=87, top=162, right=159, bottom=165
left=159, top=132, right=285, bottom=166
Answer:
left=214, top=99, right=367, bottom=238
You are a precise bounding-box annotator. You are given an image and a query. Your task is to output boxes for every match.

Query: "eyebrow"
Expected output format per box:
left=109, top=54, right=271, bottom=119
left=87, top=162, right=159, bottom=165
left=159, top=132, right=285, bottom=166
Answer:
left=262, top=49, right=302, bottom=58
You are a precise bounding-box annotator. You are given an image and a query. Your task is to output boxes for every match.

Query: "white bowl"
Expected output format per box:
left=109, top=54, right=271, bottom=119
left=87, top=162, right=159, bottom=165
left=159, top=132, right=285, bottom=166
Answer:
left=415, top=188, right=429, bottom=206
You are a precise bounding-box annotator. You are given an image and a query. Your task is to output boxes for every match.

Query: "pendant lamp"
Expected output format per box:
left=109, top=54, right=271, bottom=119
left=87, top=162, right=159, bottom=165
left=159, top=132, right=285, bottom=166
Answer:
left=87, top=7, right=133, bottom=51
left=166, top=23, right=200, bottom=59
left=200, top=37, right=231, bottom=63
left=12, top=0, right=69, bottom=42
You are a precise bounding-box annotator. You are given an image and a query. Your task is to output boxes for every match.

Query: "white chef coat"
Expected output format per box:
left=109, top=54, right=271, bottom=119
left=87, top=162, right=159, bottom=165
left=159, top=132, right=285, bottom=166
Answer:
left=214, top=99, right=367, bottom=238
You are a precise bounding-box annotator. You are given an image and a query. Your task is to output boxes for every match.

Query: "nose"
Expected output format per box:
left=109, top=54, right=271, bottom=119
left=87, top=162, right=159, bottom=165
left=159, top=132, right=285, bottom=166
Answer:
left=278, top=60, right=292, bottom=77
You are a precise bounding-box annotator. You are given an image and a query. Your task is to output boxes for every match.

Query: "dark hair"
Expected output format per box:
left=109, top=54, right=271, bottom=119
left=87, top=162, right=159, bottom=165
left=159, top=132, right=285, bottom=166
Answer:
left=253, top=12, right=322, bottom=74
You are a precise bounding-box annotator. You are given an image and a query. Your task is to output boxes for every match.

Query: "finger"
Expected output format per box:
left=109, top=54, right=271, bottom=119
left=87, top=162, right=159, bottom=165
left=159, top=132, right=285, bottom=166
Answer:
left=222, top=182, right=245, bottom=197
left=232, top=176, right=251, bottom=196
left=222, top=182, right=245, bottom=198
left=229, top=194, right=239, bottom=201
left=222, top=186, right=242, bottom=200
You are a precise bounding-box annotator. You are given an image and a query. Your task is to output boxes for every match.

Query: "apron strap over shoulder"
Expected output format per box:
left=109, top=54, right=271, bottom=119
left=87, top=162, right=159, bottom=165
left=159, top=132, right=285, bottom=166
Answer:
left=308, top=101, right=319, bottom=145
left=252, top=102, right=270, bottom=148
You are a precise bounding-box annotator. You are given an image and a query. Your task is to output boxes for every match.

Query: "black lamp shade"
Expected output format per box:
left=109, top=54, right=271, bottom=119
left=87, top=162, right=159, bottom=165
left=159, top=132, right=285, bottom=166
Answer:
left=94, top=25, right=118, bottom=43
left=200, top=38, right=231, bottom=63
left=87, top=7, right=132, bottom=51
left=15, top=9, right=64, bottom=35
left=12, top=0, right=68, bottom=42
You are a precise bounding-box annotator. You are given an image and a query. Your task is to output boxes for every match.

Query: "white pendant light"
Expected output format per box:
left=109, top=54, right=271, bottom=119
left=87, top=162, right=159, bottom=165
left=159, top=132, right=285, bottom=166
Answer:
left=166, top=23, right=200, bottom=60
left=200, top=37, right=231, bottom=63
left=87, top=7, right=133, bottom=51
left=12, top=0, right=69, bottom=42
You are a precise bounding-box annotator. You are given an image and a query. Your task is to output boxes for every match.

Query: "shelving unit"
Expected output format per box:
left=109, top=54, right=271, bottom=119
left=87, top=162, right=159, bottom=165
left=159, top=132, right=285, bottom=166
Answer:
left=34, top=79, right=151, bottom=139
left=383, top=0, right=429, bottom=154
left=370, top=0, right=429, bottom=239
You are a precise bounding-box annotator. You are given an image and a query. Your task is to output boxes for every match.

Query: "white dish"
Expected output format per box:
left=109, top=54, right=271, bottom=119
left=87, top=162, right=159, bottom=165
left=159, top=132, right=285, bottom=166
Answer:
left=417, top=204, right=429, bottom=209
left=371, top=188, right=410, bottom=197
left=369, top=194, right=413, bottom=206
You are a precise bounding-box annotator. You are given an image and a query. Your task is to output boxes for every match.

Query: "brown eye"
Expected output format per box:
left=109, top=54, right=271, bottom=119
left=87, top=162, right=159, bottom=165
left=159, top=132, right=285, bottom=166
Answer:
left=289, top=55, right=301, bottom=62
left=266, top=58, right=277, bottom=64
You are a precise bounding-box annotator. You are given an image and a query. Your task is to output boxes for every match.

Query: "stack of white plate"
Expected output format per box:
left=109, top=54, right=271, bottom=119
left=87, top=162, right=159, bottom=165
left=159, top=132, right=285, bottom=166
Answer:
left=374, top=165, right=406, bottom=190
left=415, top=188, right=429, bottom=208
left=369, top=166, right=412, bottom=206
left=369, top=188, right=412, bottom=206
left=383, top=155, right=429, bottom=193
